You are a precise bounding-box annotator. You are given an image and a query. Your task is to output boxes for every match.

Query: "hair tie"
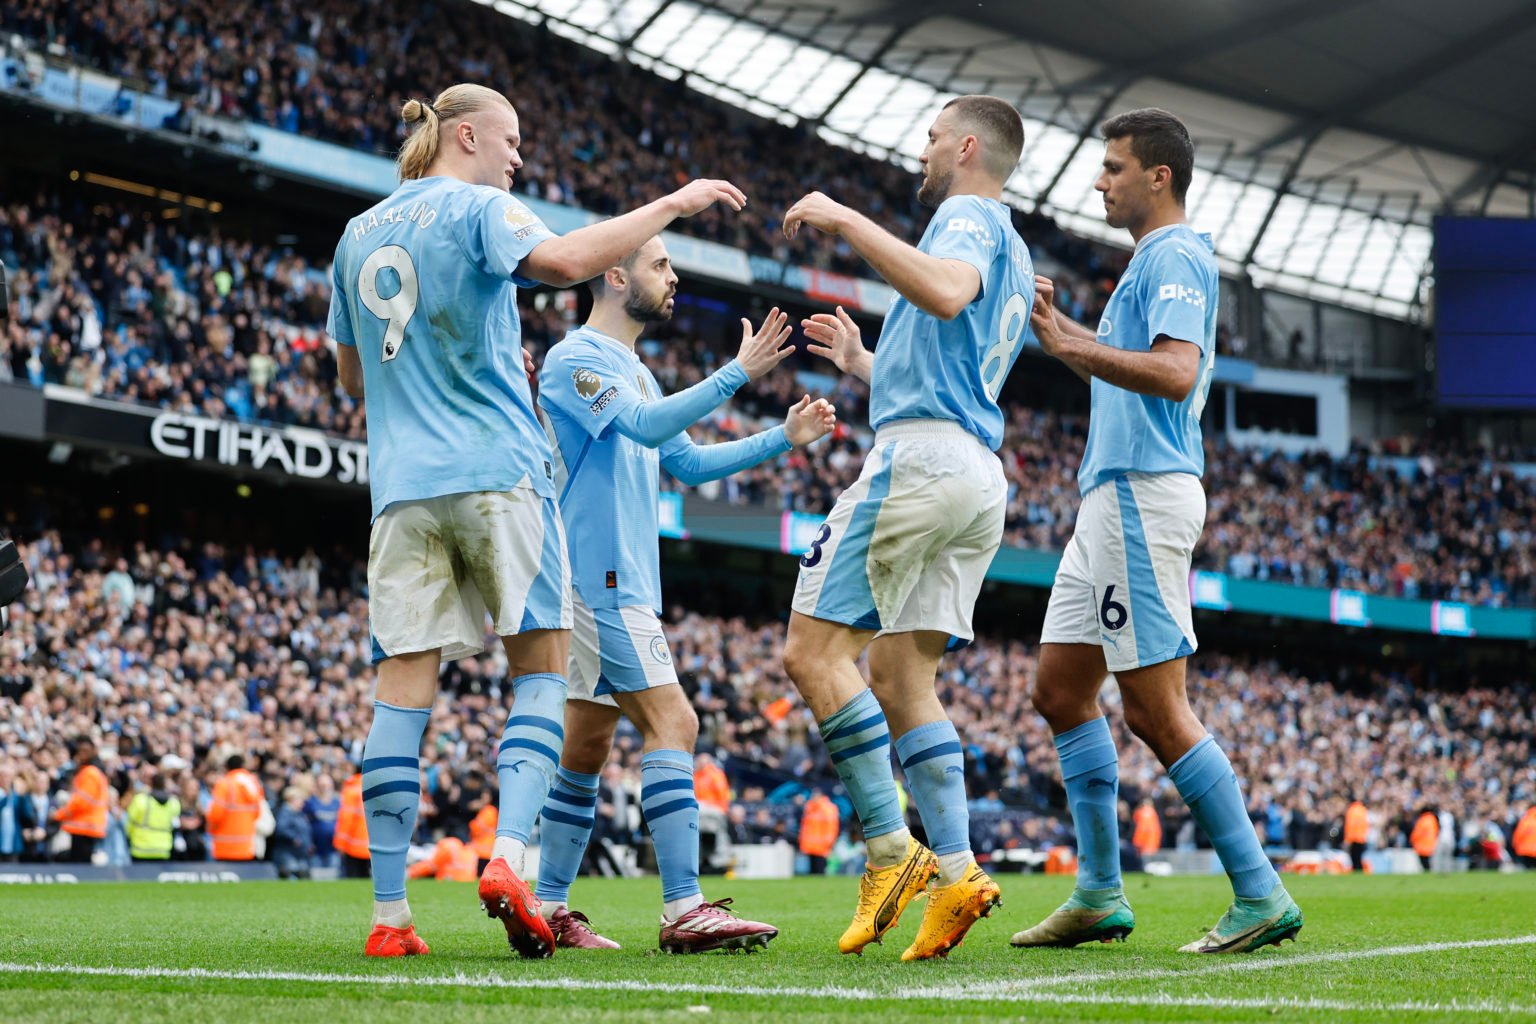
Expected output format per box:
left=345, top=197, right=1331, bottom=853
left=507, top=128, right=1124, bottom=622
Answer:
left=425, top=101, right=440, bottom=118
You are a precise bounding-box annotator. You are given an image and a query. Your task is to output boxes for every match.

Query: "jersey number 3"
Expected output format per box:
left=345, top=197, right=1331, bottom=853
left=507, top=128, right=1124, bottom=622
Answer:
left=358, top=245, right=420, bottom=363
left=981, top=292, right=1030, bottom=401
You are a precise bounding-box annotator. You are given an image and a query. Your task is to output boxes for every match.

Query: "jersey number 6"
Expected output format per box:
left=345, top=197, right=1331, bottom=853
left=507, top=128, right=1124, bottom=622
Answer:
left=358, top=245, right=420, bottom=363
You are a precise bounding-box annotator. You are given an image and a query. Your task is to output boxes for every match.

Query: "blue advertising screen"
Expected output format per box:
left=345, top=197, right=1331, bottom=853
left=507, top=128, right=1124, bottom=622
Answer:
left=1434, top=217, right=1536, bottom=408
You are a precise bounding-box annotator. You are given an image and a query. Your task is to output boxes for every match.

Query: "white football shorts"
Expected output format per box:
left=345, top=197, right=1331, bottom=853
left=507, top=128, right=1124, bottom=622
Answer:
left=367, top=486, right=572, bottom=663
left=1040, top=471, right=1204, bottom=672
left=791, top=419, right=1006, bottom=644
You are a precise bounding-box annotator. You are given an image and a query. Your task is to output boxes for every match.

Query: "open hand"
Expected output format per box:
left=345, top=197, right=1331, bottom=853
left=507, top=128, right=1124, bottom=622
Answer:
left=785, top=395, right=837, bottom=446
left=670, top=178, right=748, bottom=216
left=735, top=307, right=795, bottom=380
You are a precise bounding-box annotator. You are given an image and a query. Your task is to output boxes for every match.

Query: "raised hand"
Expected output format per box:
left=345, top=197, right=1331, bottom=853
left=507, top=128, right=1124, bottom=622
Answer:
left=735, top=307, right=795, bottom=380
left=785, top=395, right=837, bottom=447
left=669, top=178, right=748, bottom=216
left=783, top=191, right=850, bottom=240
left=802, top=306, right=872, bottom=383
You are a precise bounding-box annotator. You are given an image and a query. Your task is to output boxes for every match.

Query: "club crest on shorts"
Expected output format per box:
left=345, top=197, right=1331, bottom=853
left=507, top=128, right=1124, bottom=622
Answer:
left=649, top=635, right=671, bottom=664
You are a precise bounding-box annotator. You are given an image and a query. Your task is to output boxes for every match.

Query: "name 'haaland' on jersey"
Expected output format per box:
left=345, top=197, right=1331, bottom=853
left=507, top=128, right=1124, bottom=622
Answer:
left=347, top=200, right=440, bottom=242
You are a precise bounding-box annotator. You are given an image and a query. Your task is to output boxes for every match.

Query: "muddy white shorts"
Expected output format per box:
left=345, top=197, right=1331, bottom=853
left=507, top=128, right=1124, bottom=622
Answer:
left=368, top=486, right=572, bottom=663
left=791, top=419, right=1006, bottom=644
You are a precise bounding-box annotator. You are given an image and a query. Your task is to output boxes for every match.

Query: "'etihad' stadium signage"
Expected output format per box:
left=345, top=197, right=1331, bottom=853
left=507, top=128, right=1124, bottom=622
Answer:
left=148, top=412, right=369, bottom=486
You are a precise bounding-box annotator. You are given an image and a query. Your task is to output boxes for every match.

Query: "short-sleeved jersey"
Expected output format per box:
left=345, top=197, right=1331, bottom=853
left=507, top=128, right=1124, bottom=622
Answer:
left=539, top=327, right=679, bottom=613
left=869, top=194, right=1034, bottom=451
left=1078, top=224, right=1219, bottom=495
left=327, top=176, right=558, bottom=520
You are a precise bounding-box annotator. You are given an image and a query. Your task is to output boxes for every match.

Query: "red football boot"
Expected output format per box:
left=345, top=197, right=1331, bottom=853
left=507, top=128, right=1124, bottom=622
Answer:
left=478, top=856, right=555, bottom=959
left=365, top=923, right=430, bottom=957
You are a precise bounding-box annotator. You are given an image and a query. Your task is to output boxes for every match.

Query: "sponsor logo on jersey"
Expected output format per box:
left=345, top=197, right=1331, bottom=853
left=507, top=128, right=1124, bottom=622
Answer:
left=945, top=217, right=994, bottom=246
left=1158, top=282, right=1206, bottom=308
left=572, top=368, right=604, bottom=399
left=589, top=386, right=620, bottom=415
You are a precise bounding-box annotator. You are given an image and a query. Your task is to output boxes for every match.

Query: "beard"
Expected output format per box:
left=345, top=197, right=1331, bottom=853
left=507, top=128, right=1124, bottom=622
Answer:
left=623, top=290, right=673, bottom=323
left=917, top=167, right=952, bottom=208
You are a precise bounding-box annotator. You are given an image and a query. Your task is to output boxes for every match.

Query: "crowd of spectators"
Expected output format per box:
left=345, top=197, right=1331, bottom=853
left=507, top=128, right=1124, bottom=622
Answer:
left=2, top=530, right=1530, bottom=871
left=4, top=186, right=1535, bottom=608
left=1, top=0, right=1137, bottom=297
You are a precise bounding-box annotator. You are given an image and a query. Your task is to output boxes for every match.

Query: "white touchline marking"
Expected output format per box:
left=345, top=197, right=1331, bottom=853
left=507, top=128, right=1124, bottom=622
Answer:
left=940, top=933, right=1536, bottom=997
left=0, top=934, right=1531, bottom=1016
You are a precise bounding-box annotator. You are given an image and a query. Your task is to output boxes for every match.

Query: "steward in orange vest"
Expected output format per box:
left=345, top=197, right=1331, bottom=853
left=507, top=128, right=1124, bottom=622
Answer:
left=53, top=739, right=110, bottom=863
left=207, top=755, right=266, bottom=861
left=1344, top=799, right=1369, bottom=871
left=694, top=754, right=731, bottom=814
left=1132, top=800, right=1162, bottom=856
left=799, top=792, right=839, bottom=873
left=407, top=836, right=479, bottom=882
left=1410, top=809, right=1439, bottom=870
left=469, top=804, right=498, bottom=868
left=334, top=772, right=371, bottom=877
left=1511, top=806, right=1536, bottom=865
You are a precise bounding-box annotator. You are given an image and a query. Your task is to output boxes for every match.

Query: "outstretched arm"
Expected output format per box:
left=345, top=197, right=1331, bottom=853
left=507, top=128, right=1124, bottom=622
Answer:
left=659, top=396, right=836, bottom=485
left=783, top=192, right=980, bottom=321
left=609, top=363, right=751, bottom=448
left=521, top=179, right=747, bottom=287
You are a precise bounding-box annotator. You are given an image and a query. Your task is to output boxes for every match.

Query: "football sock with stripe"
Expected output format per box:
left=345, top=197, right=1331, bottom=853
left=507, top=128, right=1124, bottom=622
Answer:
left=1056, top=716, right=1123, bottom=891
left=495, top=673, right=567, bottom=874
left=362, top=700, right=431, bottom=909
left=534, top=765, right=601, bottom=911
left=1168, top=734, right=1279, bottom=899
left=894, top=719, right=972, bottom=886
left=640, top=749, right=704, bottom=919
left=818, top=690, right=908, bottom=867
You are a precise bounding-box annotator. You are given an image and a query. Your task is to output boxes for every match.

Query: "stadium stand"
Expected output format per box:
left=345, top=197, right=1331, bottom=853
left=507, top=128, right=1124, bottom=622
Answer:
left=3, top=189, right=1533, bottom=608
left=1, top=533, right=1530, bottom=871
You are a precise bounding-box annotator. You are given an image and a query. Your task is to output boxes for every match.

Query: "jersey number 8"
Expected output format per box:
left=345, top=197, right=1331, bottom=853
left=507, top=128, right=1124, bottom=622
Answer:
left=358, top=245, right=420, bottom=363
left=981, top=292, right=1030, bottom=401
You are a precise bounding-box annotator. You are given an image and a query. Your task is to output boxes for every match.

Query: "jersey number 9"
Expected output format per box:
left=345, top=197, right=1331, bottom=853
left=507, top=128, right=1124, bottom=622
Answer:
left=358, top=245, right=420, bottom=363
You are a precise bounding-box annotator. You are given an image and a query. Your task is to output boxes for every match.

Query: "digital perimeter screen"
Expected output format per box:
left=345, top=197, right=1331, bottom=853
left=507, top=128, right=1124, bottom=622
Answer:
left=1435, top=217, right=1536, bottom=409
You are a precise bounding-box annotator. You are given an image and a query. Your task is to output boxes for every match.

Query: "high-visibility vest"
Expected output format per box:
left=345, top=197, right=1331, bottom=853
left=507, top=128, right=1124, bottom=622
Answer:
left=1133, top=804, right=1162, bottom=855
left=208, top=769, right=264, bottom=860
left=334, top=774, right=370, bottom=859
left=798, top=796, right=839, bottom=857
left=695, top=763, right=731, bottom=814
left=53, top=765, right=110, bottom=838
left=1410, top=812, right=1439, bottom=857
left=1344, top=802, right=1369, bottom=845
left=408, top=837, right=479, bottom=881
left=1511, top=809, right=1536, bottom=858
left=469, top=805, right=497, bottom=860
left=125, top=792, right=182, bottom=859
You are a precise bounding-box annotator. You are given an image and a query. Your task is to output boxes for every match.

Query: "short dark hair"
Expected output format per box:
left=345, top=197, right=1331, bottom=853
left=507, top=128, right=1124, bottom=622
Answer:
left=587, top=242, right=651, bottom=297
left=225, top=754, right=245, bottom=771
left=943, top=95, right=1025, bottom=182
left=1100, top=107, right=1194, bottom=205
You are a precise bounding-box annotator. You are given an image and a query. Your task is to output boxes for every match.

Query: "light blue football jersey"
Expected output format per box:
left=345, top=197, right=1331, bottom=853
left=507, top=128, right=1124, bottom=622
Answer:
left=1077, top=224, right=1219, bottom=495
left=868, top=193, right=1034, bottom=451
left=539, top=327, right=673, bottom=612
left=327, top=176, right=557, bottom=520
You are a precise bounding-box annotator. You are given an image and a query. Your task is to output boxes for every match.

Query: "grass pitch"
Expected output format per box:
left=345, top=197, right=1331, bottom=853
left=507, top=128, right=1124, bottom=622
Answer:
left=2, top=872, right=1533, bottom=1023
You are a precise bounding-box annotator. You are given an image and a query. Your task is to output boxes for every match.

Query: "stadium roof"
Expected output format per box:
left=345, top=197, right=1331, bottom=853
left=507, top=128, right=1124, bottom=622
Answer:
left=484, top=0, right=1536, bottom=320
